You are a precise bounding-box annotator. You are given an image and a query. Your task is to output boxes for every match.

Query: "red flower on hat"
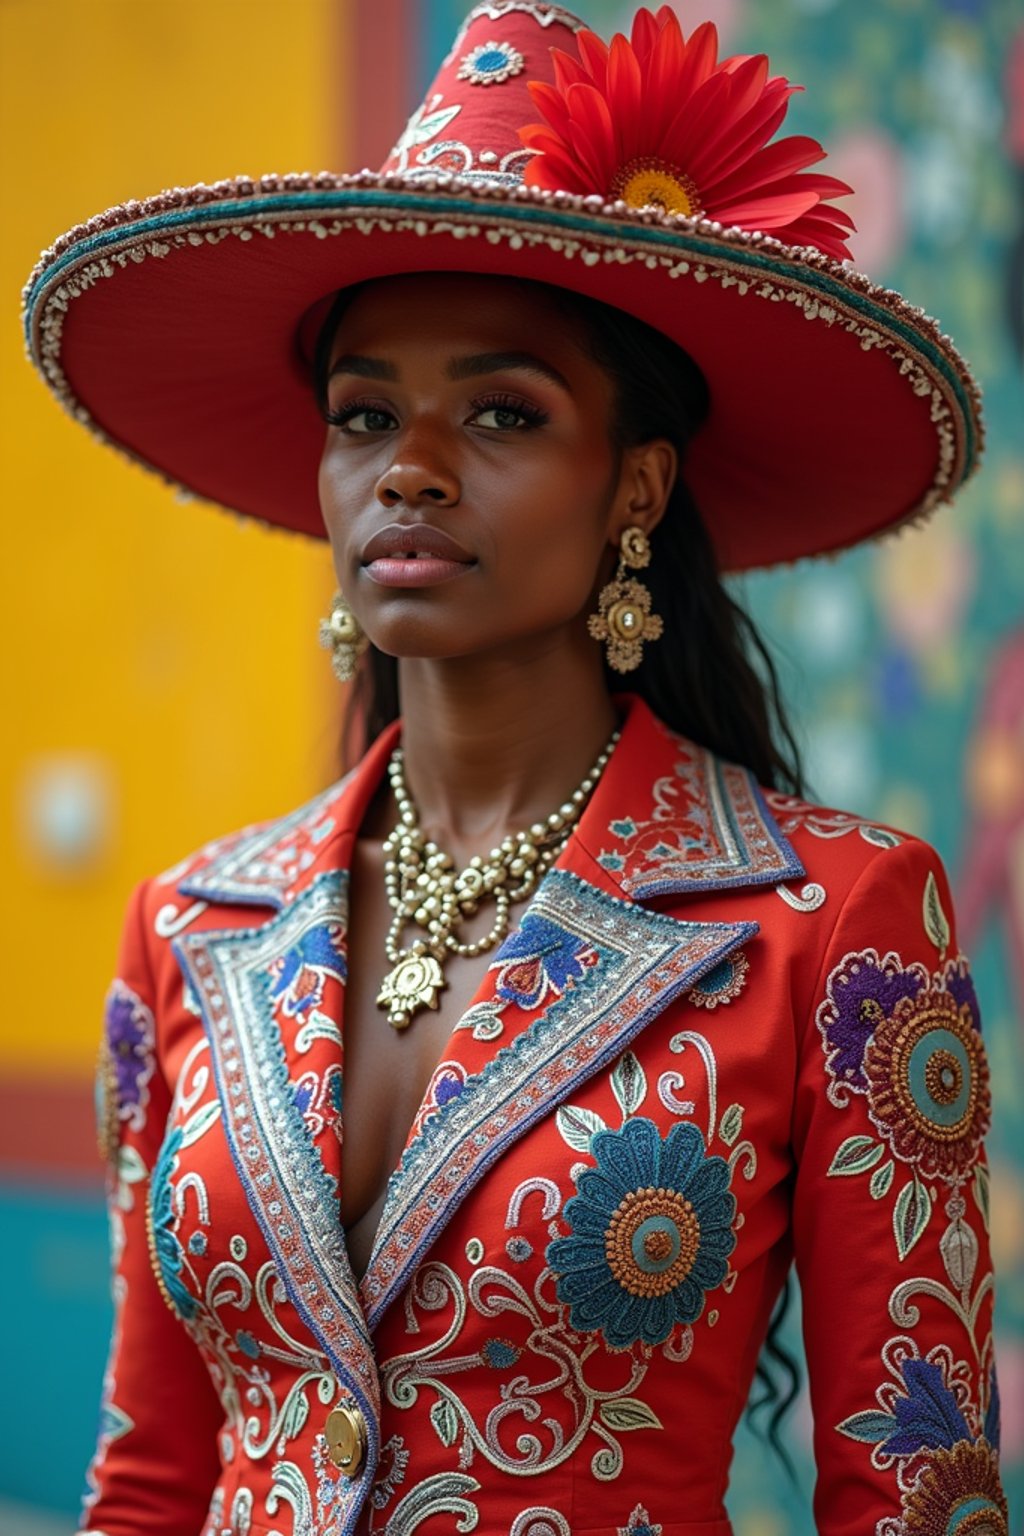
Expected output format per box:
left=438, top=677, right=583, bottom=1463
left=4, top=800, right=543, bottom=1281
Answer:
left=518, top=6, right=855, bottom=262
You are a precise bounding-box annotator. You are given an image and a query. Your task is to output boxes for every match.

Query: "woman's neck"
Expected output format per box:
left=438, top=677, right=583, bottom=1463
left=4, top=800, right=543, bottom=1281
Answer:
left=390, top=636, right=619, bottom=861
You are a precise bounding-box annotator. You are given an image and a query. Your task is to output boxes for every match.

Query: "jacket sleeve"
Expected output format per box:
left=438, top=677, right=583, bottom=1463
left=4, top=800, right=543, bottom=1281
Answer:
left=791, top=835, right=1006, bottom=1536
left=79, top=879, right=223, bottom=1536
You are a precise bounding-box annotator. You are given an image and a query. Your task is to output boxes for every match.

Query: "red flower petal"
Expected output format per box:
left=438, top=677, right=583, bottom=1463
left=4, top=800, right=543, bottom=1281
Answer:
left=700, top=133, right=827, bottom=204
left=693, top=87, right=796, bottom=191
left=521, top=136, right=590, bottom=194
left=630, top=6, right=660, bottom=63
left=675, top=20, right=720, bottom=100
left=711, top=188, right=822, bottom=227
left=526, top=79, right=573, bottom=138
left=644, top=9, right=690, bottom=142
left=685, top=55, right=771, bottom=181
left=551, top=45, right=589, bottom=94
left=660, top=69, right=738, bottom=173
left=577, top=29, right=610, bottom=92
left=607, top=33, right=644, bottom=160
left=781, top=211, right=854, bottom=260
left=564, top=83, right=618, bottom=189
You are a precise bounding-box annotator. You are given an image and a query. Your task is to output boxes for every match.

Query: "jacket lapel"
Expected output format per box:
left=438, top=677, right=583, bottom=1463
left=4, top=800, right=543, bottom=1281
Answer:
left=173, top=871, right=378, bottom=1394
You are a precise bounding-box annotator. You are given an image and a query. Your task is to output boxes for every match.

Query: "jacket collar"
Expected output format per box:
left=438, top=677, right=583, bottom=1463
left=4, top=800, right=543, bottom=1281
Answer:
left=177, top=691, right=805, bottom=912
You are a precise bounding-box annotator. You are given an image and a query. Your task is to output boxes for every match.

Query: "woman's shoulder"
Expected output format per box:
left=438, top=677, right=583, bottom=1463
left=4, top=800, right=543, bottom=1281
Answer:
left=153, top=770, right=358, bottom=905
left=115, top=770, right=358, bottom=973
left=756, top=777, right=951, bottom=897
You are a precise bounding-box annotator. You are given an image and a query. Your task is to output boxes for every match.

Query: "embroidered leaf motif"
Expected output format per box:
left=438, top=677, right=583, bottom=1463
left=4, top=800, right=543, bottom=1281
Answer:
left=827, top=1135, right=884, bottom=1177
left=719, top=1103, right=743, bottom=1147
left=923, top=870, right=950, bottom=955
left=117, top=1145, right=147, bottom=1184
left=894, top=1175, right=932, bottom=1260
left=281, top=1387, right=310, bottom=1442
left=430, top=1397, right=460, bottom=1449
left=836, top=1409, right=900, bottom=1443
left=180, top=1100, right=221, bottom=1149
left=869, top=1159, right=895, bottom=1200
left=599, top=1397, right=664, bottom=1432
left=940, top=1215, right=978, bottom=1295
left=611, top=1052, right=647, bottom=1117
left=973, top=1162, right=990, bottom=1233
left=556, top=1104, right=607, bottom=1153
left=398, top=101, right=462, bottom=152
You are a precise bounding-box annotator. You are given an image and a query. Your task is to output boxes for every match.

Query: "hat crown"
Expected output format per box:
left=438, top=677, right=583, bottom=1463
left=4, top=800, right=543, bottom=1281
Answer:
left=378, top=2, right=584, bottom=185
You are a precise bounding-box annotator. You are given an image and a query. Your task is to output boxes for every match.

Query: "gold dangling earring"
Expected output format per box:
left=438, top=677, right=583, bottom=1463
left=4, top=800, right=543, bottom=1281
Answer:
left=587, top=526, right=663, bottom=673
left=318, top=591, right=369, bottom=682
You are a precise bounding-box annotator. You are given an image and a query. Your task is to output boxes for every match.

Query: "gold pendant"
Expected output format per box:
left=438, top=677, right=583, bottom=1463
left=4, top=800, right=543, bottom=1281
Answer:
left=377, top=951, right=446, bottom=1030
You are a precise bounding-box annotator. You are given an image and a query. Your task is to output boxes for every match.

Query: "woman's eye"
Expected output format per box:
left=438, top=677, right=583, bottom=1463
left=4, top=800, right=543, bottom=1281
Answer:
left=471, top=399, right=547, bottom=431
left=474, top=406, right=528, bottom=430
left=326, top=403, right=396, bottom=433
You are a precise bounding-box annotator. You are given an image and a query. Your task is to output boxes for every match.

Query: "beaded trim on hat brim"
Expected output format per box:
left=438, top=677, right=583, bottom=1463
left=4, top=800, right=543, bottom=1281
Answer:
left=22, top=170, right=983, bottom=574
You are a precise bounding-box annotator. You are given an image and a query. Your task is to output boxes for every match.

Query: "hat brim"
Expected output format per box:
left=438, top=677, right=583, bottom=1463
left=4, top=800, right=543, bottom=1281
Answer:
left=22, top=172, right=982, bottom=572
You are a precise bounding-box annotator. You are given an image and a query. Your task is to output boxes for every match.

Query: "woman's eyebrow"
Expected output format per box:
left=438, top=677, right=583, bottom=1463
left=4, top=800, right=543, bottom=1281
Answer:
left=328, top=350, right=571, bottom=393
left=447, top=351, right=572, bottom=393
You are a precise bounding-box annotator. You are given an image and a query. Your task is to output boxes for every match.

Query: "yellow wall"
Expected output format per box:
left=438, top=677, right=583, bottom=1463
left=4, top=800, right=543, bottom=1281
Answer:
left=1, top=0, right=344, bottom=1075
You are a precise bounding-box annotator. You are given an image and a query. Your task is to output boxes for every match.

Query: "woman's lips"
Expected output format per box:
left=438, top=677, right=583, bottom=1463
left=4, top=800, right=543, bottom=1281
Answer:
left=363, top=556, right=476, bottom=587
left=360, top=521, right=476, bottom=587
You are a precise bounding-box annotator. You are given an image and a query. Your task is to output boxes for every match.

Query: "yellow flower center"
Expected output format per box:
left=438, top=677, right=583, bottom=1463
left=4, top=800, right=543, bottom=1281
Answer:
left=612, top=158, right=702, bottom=217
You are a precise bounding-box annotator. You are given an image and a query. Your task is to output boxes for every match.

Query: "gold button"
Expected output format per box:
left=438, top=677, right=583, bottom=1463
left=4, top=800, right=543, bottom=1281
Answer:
left=325, top=1402, right=368, bottom=1476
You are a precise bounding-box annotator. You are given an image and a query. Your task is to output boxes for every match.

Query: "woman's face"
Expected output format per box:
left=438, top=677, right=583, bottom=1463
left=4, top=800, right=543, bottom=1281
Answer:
left=318, top=272, right=672, bottom=662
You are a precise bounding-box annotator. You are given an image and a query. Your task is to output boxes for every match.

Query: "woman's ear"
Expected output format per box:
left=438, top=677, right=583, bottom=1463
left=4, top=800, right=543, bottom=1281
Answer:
left=611, top=437, right=677, bottom=542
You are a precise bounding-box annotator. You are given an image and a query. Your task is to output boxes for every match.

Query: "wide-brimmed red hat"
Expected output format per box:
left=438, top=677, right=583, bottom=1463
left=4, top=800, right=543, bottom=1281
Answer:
left=22, top=1, right=982, bottom=573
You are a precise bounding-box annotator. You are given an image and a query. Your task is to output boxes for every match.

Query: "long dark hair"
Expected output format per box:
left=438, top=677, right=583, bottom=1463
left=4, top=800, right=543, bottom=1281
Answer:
left=315, top=278, right=804, bottom=1473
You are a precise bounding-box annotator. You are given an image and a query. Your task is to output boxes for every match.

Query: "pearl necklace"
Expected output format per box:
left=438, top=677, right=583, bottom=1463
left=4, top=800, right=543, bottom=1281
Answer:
left=376, top=727, right=621, bottom=1029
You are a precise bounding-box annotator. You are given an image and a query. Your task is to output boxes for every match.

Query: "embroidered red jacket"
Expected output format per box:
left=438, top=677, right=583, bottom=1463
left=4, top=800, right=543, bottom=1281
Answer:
left=83, top=693, right=1006, bottom=1536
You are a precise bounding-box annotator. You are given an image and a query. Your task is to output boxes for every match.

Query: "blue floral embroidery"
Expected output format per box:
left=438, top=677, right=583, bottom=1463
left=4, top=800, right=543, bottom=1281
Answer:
left=548, top=1117, right=736, bottom=1349
left=687, top=950, right=749, bottom=1010
left=235, top=1330, right=261, bottom=1359
left=480, top=1338, right=520, bottom=1369
left=149, top=1126, right=197, bottom=1320
left=269, top=921, right=346, bottom=1020
left=492, top=912, right=591, bottom=1008
left=457, top=39, right=525, bottom=86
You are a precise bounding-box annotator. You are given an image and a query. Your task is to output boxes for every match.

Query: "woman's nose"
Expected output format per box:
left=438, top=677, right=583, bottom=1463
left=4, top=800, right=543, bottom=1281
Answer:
left=375, top=433, right=460, bottom=508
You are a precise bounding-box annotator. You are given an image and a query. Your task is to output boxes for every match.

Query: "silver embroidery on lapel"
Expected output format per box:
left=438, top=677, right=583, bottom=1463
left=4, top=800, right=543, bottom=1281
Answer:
left=361, top=868, right=757, bottom=1325
left=174, top=872, right=380, bottom=1529
left=592, top=738, right=804, bottom=897
left=177, top=775, right=353, bottom=909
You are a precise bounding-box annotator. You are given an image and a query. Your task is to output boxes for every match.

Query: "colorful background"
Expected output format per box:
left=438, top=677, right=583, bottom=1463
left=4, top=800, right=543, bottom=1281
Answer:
left=2, top=1, right=1021, bottom=1531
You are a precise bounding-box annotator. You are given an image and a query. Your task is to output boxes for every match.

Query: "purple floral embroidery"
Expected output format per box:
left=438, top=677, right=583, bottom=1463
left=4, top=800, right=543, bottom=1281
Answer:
left=102, top=981, right=156, bottom=1135
left=817, top=949, right=925, bottom=1093
left=943, top=954, right=982, bottom=1033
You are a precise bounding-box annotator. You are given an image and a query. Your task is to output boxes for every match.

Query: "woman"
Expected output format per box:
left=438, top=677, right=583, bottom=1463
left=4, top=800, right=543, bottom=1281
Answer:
left=22, top=5, right=1006, bottom=1534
